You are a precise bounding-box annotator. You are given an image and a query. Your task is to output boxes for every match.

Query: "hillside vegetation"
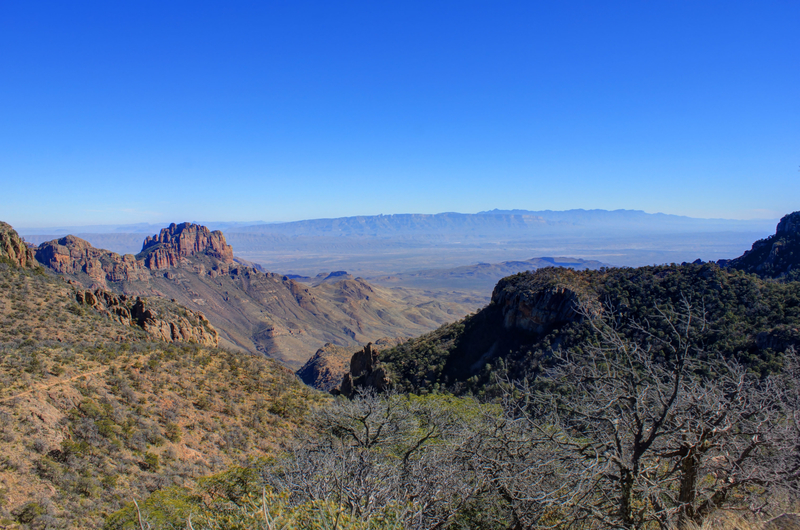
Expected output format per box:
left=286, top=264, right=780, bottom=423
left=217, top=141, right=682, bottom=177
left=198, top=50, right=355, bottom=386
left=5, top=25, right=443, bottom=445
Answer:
left=4, top=214, right=800, bottom=529
left=375, top=263, right=800, bottom=395
left=0, top=252, right=324, bottom=529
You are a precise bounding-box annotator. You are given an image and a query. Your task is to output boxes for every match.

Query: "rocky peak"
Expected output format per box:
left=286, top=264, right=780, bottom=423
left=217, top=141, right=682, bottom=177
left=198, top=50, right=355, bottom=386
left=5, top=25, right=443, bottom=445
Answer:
left=776, top=211, right=800, bottom=236
left=491, top=271, right=587, bottom=335
left=726, top=211, right=800, bottom=279
left=333, top=342, right=390, bottom=398
left=139, top=222, right=234, bottom=270
left=0, top=222, right=39, bottom=268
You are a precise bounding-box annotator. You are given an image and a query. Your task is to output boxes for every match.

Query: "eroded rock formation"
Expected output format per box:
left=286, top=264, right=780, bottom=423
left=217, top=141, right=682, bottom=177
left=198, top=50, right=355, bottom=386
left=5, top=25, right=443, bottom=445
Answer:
left=725, top=211, right=800, bottom=279
left=76, top=288, right=219, bottom=346
left=36, top=235, right=149, bottom=288
left=0, top=222, right=38, bottom=268
left=139, top=222, right=234, bottom=269
left=333, top=342, right=390, bottom=397
left=492, top=276, right=585, bottom=334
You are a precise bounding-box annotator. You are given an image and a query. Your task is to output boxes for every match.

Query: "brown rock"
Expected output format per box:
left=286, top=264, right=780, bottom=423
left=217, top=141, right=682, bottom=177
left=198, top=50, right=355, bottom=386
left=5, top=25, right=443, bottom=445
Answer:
left=76, top=288, right=219, bottom=346
left=139, top=222, right=234, bottom=270
left=493, top=280, right=584, bottom=334
left=36, top=235, right=149, bottom=287
left=0, top=222, right=39, bottom=268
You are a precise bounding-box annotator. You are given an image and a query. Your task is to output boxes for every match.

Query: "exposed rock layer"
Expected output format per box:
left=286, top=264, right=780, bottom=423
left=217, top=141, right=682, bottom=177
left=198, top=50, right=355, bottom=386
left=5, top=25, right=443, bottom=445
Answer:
left=75, top=288, right=219, bottom=346
left=0, top=222, right=38, bottom=268
left=36, top=235, right=149, bottom=288
left=492, top=276, right=584, bottom=334
left=333, top=342, right=390, bottom=398
left=296, top=337, right=407, bottom=391
left=139, top=222, right=234, bottom=269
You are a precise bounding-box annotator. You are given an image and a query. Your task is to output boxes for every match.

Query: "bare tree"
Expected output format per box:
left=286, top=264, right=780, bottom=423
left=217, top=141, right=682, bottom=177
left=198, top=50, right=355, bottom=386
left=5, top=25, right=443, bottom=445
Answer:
left=263, top=389, right=489, bottom=530
left=479, top=298, right=800, bottom=530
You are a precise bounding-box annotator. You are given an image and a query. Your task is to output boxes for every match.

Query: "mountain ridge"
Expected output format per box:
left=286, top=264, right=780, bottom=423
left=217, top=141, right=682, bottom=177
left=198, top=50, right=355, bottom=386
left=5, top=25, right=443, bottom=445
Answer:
left=24, top=222, right=475, bottom=367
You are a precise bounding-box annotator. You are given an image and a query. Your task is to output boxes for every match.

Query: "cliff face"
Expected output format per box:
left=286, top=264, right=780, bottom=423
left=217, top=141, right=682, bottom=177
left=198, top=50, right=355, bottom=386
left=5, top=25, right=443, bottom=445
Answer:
left=139, top=222, right=234, bottom=269
left=0, top=222, right=38, bottom=268
left=33, top=224, right=236, bottom=288
left=297, top=337, right=407, bottom=391
left=332, top=342, right=390, bottom=398
left=35, top=235, right=149, bottom=288
left=725, top=211, right=800, bottom=279
left=491, top=275, right=584, bottom=335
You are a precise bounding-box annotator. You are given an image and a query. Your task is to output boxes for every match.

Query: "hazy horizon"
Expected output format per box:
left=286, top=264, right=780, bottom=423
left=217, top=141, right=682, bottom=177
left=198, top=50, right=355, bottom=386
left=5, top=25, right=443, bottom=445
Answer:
left=11, top=207, right=784, bottom=233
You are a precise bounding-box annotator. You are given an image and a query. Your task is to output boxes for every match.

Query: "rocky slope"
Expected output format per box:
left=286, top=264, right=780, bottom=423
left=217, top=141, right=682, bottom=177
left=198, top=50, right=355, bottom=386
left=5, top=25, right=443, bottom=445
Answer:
left=0, top=235, right=324, bottom=528
left=74, top=288, right=219, bottom=346
left=31, top=222, right=474, bottom=367
left=1, top=224, right=219, bottom=348
left=0, top=221, right=39, bottom=268
left=724, top=211, right=800, bottom=279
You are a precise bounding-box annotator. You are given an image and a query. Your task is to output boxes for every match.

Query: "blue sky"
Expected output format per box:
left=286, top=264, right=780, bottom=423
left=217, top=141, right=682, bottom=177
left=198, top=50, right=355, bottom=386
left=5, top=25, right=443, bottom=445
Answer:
left=2, top=1, right=798, bottom=227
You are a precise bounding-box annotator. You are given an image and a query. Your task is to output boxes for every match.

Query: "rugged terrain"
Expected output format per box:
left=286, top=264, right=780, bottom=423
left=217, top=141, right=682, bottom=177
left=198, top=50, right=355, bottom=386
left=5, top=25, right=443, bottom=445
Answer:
left=725, top=211, right=800, bottom=279
left=0, top=224, right=324, bottom=529
left=347, top=213, right=800, bottom=395
left=296, top=337, right=406, bottom=392
left=31, top=223, right=474, bottom=367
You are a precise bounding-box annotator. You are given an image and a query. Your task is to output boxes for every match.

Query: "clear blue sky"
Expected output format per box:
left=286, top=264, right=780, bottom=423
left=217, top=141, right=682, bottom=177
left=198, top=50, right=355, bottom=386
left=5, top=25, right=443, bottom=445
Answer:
left=2, top=1, right=798, bottom=227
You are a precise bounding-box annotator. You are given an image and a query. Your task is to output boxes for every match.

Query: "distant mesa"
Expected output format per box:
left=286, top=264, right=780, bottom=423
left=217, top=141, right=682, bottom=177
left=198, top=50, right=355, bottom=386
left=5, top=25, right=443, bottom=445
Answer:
left=318, top=271, right=354, bottom=283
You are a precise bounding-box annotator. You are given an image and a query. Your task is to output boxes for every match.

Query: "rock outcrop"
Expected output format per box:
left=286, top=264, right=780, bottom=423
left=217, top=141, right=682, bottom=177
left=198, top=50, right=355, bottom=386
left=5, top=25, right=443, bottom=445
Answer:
left=35, top=235, right=149, bottom=288
left=75, top=288, right=219, bottom=346
left=0, top=222, right=38, bottom=268
left=725, top=211, right=800, bottom=279
left=491, top=271, right=588, bottom=335
left=333, top=342, right=390, bottom=397
left=298, top=337, right=406, bottom=391
left=138, top=222, right=234, bottom=270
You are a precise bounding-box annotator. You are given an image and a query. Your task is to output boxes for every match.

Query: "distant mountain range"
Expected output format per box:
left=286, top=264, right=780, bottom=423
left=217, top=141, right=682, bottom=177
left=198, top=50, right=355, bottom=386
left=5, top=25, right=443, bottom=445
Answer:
left=18, top=210, right=777, bottom=275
